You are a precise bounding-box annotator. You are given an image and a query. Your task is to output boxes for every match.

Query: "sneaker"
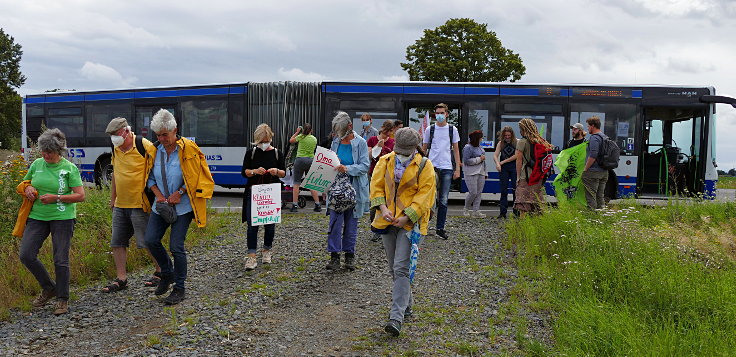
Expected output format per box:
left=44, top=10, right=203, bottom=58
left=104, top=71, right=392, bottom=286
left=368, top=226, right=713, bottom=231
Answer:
left=290, top=204, right=298, bottom=212
left=497, top=214, right=507, bottom=219
left=154, top=272, right=174, bottom=296
left=262, top=250, right=272, bottom=264
left=163, top=288, right=185, bottom=305
left=245, top=255, right=258, bottom=271
left=32, top=289, right=56, bottom=308
left=436, top=229, right=448, bottom=240
left=404, top=306, right=413, bottom=319
left=313, top=203, right=321, bottom=212
left=384, top=319, right=402, bottom=337
left=472, top=211, right=486, bottom=218
left=53, top=300, right=68, bottom=315
left=463, top=208, right=471, bottom=217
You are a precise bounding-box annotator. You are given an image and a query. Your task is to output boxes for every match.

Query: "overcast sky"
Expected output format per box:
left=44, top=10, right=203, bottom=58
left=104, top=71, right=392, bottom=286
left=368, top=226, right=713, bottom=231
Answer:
left=3, top=0, right=736, bottom=167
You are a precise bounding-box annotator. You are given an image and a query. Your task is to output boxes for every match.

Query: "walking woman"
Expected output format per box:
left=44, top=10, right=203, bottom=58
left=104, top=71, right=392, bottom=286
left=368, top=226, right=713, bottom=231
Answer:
left=367, top=120, right=395, bottom=241
left=326, top=112, right=370, bottom=271
left=18, top=128, right=85, bottom=315
left=370, top=127, right=436, bottom=336
left=514, top=118, right=552, bottom=215
left=145, top=109, right=214, bottom=305
left=242, top=123, right=286, bottom=271
left=288, top=123, right=321, bottom=212
left=462, top=130, right=487, bottom=218
left=493, top=126, right=518, bottom=218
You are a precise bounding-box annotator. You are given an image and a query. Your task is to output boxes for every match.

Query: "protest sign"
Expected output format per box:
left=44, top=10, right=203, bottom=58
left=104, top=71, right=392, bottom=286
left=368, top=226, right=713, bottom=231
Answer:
left=251, top=183, right=282, bottom=226
left=302, top=146, right=340, bottom=193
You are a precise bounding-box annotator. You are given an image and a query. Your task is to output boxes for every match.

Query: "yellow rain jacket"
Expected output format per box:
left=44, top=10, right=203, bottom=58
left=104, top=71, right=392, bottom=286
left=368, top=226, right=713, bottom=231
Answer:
left=177, top=137, right=215, bottom=227
left=370, top=152, right=436, bottom=235
left=13, top=180, right=34, bottom=237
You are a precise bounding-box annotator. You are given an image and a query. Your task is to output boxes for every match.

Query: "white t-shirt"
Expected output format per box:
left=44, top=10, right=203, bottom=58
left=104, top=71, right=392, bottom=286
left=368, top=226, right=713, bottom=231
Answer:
left=423, top=124, right=460, bottom=170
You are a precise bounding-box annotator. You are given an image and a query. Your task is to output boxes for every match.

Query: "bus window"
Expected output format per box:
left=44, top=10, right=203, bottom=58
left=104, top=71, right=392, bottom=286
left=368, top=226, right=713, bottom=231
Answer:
left=570, top=103, right=637, bottom=154
left=500, top=114, right=565, bottom=151
left=466, top=100, right=496, bottom=150
left=325, top=96, right=400, bottom=138
left=85, top=103, right=131, bottom=146
left=408, top=105, right=460, bottom=136
left=181, top=98, right=228, bottom=146
left=135, top=106, right=176, bottom=141
left=47, top=107, right=84, bottom=146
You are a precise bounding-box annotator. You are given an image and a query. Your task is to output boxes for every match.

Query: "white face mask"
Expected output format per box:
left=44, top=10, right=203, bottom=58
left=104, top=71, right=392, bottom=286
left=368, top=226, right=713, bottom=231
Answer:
left=110, top=135, right=124, bottom=147
left=396, top=153, right=414, bottom=164
left=259, top=142, right=271, bottom=151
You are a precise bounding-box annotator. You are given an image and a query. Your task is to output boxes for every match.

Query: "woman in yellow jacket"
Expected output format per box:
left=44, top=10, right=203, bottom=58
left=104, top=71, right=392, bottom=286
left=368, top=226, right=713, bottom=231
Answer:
left=144, top=109, right=214, bottom=305
left=370, top=127, right=436, bottom=337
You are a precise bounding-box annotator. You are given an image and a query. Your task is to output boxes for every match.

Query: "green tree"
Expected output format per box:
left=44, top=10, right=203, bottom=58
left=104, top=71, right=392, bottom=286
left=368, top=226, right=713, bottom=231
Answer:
left=0, top=28, right=25, bottom=149
left=401, top=18, right=525, bottom=82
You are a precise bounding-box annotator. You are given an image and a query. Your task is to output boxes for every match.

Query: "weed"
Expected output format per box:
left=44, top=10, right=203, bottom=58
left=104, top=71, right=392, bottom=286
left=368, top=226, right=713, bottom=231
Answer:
left=146, top=334, right=161, bottom=347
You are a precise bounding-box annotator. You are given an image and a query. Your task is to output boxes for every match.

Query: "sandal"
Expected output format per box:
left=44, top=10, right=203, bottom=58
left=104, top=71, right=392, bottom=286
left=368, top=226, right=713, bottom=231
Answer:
left=144, top=272, right=162, bottom=287
left=102, top=278, right=128, bottom=293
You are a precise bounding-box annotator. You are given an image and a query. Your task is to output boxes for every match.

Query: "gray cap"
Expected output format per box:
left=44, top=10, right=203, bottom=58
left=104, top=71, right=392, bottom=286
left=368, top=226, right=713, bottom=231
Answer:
left=105, top=117, right=128, bottom=135
left=570, top=122, right=585, bottom=131
left=393, top=127, right=421, bottom=156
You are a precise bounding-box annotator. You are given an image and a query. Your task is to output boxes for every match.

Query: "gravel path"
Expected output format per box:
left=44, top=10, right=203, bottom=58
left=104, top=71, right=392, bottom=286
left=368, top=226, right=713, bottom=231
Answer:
left=0, top=213, right=551, bottom=356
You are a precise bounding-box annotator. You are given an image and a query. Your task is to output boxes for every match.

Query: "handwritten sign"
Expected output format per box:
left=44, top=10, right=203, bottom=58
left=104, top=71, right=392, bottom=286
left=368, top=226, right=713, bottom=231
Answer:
left=302, top=146, right=340, bottom=193
left=250, top=183, right=282, bottom=226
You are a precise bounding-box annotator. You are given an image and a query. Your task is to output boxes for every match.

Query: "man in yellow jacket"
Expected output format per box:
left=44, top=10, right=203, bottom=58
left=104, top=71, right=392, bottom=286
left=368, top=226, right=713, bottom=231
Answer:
left=370, top=127, right=436, bottom=337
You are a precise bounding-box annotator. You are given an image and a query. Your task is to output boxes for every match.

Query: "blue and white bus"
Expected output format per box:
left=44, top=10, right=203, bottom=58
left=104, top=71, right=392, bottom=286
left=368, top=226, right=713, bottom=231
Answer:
left=21, top=81, right=736, bottom=199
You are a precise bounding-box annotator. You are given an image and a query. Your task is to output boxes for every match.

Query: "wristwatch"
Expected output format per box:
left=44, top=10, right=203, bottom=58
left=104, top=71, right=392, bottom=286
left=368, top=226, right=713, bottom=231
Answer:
left=177, top=188, right=185, bottom=195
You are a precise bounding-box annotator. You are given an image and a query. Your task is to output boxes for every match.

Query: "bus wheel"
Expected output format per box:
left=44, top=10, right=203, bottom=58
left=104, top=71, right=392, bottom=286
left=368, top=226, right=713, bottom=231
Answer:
left=98, top=158, right=114, bottom=187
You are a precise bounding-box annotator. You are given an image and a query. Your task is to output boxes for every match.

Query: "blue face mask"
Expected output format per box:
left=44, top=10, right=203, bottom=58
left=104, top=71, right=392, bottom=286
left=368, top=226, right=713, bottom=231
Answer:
left=362, top=121, right=370, bottom=128
left=436, top=114, right=446, bottom=122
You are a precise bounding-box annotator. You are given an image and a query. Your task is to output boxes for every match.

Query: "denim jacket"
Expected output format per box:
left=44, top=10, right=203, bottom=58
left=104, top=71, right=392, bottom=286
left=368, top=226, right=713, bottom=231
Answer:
left=330, top=131, right=370, bottom=218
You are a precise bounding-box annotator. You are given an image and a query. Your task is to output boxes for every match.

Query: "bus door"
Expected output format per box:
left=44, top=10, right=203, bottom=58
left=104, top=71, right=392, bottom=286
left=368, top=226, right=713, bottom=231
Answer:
left=640, top=107, right=707, bottom=196
left=135, top=105, right=177, bottom=142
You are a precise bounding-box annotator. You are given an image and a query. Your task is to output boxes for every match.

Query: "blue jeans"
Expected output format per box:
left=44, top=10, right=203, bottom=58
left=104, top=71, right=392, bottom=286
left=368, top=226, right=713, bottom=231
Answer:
left=435, top=169, right=453, bottom=230
left=145, top=211, right=193, bottom=290
left=244, top=195, right=275, bottom=254
left=498, top=164, right=517, bottom=216
left=327, top=208, right=358, bottom=253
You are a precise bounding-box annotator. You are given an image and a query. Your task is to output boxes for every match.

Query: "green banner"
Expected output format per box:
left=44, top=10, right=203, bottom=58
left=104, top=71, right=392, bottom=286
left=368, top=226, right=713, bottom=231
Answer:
left=553, top=142, right=589, bottom=206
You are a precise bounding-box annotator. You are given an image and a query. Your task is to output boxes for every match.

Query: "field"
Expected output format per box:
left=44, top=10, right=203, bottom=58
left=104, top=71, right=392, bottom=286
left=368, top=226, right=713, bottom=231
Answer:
left=718, top=175, right=736, bottom=189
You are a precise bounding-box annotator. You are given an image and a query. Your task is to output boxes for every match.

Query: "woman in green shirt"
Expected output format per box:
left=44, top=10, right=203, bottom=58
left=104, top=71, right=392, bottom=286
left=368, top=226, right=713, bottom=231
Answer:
left=19, top=128, right=85, bottom=316
left=288, top=123, right=321, bottom=212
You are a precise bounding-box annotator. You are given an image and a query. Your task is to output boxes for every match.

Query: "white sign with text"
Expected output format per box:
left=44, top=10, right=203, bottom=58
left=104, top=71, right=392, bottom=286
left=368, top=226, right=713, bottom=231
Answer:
left=250, top=183, right=282, bottom=226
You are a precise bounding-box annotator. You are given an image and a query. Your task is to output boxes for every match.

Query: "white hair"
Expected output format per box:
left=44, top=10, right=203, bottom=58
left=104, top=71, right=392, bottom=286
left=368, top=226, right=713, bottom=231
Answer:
left=150, top=109, right=177, bottom=133
left=331, top=111, right=352, bottom=138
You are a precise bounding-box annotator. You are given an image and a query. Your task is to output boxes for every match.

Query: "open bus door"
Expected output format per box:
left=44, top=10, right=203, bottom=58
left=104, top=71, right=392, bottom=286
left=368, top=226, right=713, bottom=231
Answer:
left=639, top=107, right=708, bottom=197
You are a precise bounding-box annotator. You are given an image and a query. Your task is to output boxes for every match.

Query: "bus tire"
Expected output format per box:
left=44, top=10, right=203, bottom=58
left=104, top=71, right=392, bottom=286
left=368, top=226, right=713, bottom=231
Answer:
left=97, top=157, right=114, bottom=187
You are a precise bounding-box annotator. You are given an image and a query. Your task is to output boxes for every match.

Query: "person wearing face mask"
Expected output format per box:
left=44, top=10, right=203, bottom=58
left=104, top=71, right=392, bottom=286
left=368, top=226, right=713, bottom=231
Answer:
left=100, top=117, right=162, bottom=293
left=242, top=123, right=286, bottom=271
left=360, top=113, right=379, bottom=141
left=325, top=112, right=370, bottom=271
left=370, top=127, right=436, bottom=337
left=462, top=130, right=487, bottom=218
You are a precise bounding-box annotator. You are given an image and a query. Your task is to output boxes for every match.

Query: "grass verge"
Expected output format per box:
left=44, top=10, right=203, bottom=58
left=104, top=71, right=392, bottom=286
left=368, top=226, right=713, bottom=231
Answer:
left=506, top=200, right=736, bottom=355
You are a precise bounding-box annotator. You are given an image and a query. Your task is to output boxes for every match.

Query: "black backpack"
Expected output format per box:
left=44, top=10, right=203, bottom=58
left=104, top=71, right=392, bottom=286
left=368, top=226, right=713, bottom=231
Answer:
left=595, top=133, right=620, bottom=169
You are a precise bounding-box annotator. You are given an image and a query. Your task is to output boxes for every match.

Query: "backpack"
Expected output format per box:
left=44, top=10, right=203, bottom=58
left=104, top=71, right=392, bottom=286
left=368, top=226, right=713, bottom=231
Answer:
left=426, top=124, right=456, bottom=169
left=595, top=134, right=620, bottom=169
left=328, top=172, right=357, bottom=213
left=525, top=141, right=554, bottom=186
left=111, top=135, right=155, bottom=206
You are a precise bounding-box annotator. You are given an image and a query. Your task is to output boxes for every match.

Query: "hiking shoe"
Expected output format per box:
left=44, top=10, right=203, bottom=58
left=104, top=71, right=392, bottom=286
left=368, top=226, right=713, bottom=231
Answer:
left=463, top=208, right=471, bottom=217
left=163, top=288, right=185, bottom=305
left=404, top=306, right=413, bottom=319
left=325, top=252, right=341, bottom=270
left=245, top=256, right=258, bottom=271
left=154, top=272, right=174, bottom=296
left=472, top=211, right=486, bottom=218
left=384, top=319, right=402, bottom=336
left=313, top=203, right=321, bottom=212
left=436, top=229, right=448, bottom=240
left=32, top=289, right=56, bottom=308
left=344, top=252, right=356, bottom=271
left=53, top=300, right=68, bottom=316
left=290, top=204, right=298, bottom=212
left=262, top=250, right=272, bottom=264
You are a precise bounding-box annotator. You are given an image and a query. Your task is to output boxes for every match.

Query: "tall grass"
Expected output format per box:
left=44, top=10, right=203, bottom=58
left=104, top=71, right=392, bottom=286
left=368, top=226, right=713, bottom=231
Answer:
left=717, top=175, right=736, bottom=189
left=0, top=155, right=231, bottom=318
left=506, top=201, right=736, bottom=356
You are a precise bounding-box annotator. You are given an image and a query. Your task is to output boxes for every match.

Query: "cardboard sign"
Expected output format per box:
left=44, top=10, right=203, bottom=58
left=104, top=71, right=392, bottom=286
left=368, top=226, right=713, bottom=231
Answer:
left=250, top=183, right=282, bottom=226
left=302, top=146, right=340, bottom=193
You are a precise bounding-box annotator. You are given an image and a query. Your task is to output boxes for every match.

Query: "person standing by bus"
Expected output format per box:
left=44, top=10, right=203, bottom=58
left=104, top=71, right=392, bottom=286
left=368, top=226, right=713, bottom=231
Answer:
left=421, top=103, right=461, bottom=240
left=462, top=130, right=487, bottom=218
left=564, top=123, right=587, bottom=149
left=19, top=128, right=85, bottom=315
left=326, top=112, right=369, bottom=271
left=370, top=127, right=436, bottom=337
left=360, top=113, right=379, bottom=141
left=242, top=124, right=286, bottom=270
left=582, top=116, right=609, bottom=209
left=288, top=123, right=321, bottom=212
left=101, top=118, right=162, bottom=293
left=367, top=121, right=395, bottom=242
left=514, top=118, right=552, bottom=215
left=493, top=126, right=518, bottom=219
left=145, top=109, right=214, bottom=305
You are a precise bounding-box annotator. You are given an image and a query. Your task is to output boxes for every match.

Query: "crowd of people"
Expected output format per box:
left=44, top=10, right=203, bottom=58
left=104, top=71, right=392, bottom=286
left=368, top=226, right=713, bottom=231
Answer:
left=13, top=104, right=611, bottom=337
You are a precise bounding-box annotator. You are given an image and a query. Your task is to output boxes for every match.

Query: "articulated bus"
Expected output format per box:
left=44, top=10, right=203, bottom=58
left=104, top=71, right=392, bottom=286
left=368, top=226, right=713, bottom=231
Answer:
left=21, top=81, right=736, bottom=199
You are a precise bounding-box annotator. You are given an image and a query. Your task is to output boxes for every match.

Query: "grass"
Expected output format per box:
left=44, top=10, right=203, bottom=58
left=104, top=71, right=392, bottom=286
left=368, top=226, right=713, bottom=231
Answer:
left=505, top=200, right=736, bottom=356
left=717, top=175, right=736, bottom=189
